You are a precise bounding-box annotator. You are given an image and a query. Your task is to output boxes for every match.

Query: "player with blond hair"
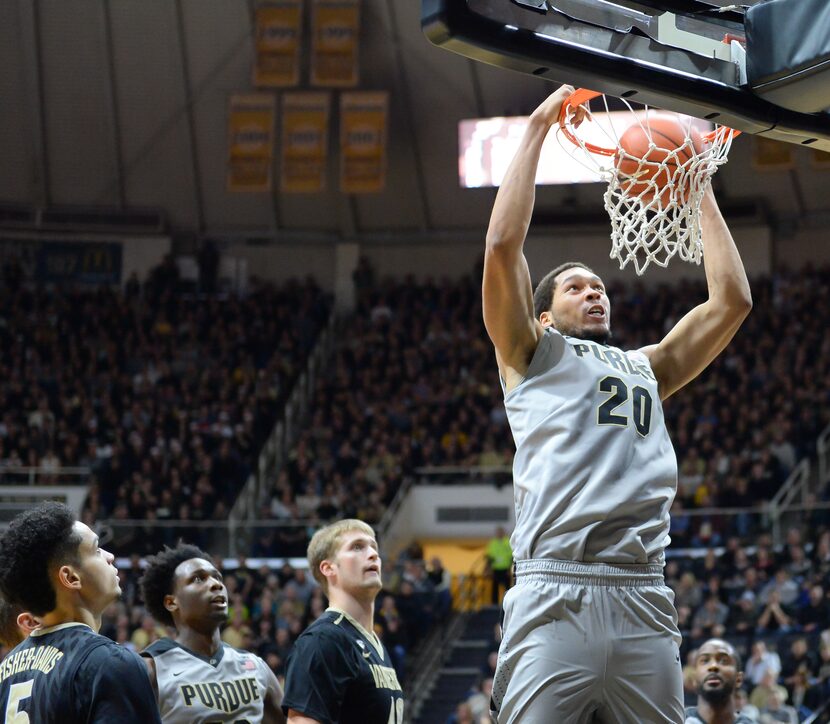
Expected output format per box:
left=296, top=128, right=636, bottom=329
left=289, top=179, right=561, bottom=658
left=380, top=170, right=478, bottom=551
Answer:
left=282, top=519, right=405, bottom=724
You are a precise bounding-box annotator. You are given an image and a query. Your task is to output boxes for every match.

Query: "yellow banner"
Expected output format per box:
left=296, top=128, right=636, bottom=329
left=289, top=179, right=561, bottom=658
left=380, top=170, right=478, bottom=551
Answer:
left=340, top=91, right=388, bottom=194
left=281, top=92, right=330, bottom=193
left=254, top=1, right=303, bottom=87
left=812, top=148, right=830, bottom=169
left=752, top=136, right=794, bottom=170
left=227, top=94, right=276, bottom=192
left=311, top=0, right=360, bottom=87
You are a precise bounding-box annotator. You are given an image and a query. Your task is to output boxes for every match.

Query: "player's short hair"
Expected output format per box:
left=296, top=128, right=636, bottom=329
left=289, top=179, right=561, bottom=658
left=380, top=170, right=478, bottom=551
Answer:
left=0, top=596, right=25, bottom=648
left=697, top=638, right=742, bottom=672
left=0, top=502, right=82, bottom=616
left=533, top=261, right=595, bottom=319
left=140, top=543, right=213, bottom=628
left=307, top=519, right=376, bottom=594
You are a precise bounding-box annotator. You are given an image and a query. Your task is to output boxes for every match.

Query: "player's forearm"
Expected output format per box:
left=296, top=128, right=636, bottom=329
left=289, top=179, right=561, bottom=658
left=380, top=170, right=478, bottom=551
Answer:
left=485, top=115, right=551, bottom=252
left=699, top=187, right=752, bottom=312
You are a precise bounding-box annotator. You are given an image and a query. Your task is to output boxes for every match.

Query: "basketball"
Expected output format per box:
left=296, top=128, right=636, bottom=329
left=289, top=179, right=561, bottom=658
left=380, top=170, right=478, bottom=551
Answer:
left=615, top=115, right=704, bottom=205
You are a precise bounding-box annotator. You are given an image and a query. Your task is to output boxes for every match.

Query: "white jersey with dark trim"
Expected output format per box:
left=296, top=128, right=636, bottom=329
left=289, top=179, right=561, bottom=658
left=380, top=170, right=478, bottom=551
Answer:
left=142, top=638, right=271, bottom=724
left=503, top=327, right=677, bottom=564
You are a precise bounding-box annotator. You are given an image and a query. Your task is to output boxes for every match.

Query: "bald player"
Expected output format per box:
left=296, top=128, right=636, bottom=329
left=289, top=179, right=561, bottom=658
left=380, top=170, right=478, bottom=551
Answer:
left=685, top=639, right=754, bottom=724
left=483, top=84, right=752, bottom=723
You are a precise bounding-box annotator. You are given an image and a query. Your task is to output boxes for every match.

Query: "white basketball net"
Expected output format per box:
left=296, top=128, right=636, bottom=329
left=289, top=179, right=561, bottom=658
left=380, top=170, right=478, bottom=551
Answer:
left=559, top=93, right=737, bottom=275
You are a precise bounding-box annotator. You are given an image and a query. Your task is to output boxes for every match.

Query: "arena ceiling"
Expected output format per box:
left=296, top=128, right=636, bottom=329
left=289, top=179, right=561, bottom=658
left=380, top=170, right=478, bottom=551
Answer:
left=0, top=0, right=826, bottom=239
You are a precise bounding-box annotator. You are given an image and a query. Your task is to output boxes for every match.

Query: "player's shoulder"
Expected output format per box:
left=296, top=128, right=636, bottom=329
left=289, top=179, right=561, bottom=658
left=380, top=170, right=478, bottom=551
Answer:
left=301, top=610, right=350, bottom=636
left=81, top=635, right=144, bottom=668
left=682, top=707, right=704, bottom=724
left=226, top=643, right=270, bottom=671
left=141, top=636, right=179, bottom=659
left=683, top=709, right=753, bottom=724
left=295, top=611, right=359, bottom=651
left=73, top=633, right=150, bottom=689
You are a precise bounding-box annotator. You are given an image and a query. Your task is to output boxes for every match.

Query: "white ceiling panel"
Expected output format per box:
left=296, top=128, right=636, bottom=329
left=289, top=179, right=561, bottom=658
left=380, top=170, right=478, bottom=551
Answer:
left=109, top=0, right=199, bottom=228
left=39, top=0, right=119, bottom=205
left=180, top=0, right=276, bottom=232
left=0, top=1, right=39, bottom=203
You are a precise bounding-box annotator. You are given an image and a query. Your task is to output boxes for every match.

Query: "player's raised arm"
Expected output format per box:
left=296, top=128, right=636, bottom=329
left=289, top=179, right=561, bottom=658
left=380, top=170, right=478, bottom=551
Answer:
left=483, top=85, right=585, bottom=387
left=640, top=184, right=752, bottom=400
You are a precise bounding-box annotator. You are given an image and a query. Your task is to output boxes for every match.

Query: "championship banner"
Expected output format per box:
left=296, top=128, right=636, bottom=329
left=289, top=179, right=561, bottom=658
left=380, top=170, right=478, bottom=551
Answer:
left=311, top=0, right=360, bottom=87
left=253, top=1, right=303, bottom=87
left=752, top=136, right=794, bottom=170
left=812, top=148, right=830, bottom=169
left=280, top=92, right=330, bottom=193
left=340, top=91, right=388, bottom=194
left=227, top=94, right=276, bottom=192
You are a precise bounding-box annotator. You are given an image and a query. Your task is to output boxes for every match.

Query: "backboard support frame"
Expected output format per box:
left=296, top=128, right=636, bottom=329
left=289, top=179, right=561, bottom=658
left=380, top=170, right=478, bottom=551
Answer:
left=422, top=0, right=830, bottom=151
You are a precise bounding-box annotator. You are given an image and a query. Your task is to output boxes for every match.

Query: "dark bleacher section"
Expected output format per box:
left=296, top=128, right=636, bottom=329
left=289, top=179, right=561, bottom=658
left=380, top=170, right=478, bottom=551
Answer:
left=0, top=256, right=330, bottom=554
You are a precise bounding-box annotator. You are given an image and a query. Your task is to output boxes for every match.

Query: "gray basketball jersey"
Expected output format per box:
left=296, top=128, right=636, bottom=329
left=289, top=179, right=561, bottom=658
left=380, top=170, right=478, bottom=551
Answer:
left=143, top=638, right=271, bottom=723
left=503, top=327, right=677, bottom=563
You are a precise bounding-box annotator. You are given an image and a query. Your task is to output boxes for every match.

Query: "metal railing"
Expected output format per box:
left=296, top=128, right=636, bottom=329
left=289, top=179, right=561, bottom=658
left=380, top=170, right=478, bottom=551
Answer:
left=229, top=313, right=337, bottom=530
left=98, top=518, right=319, bottom=559
left=0, top=465, right=91, bottom=486
left=768, top=458, right=812, bottom=545
left=413, top=464, right=512, bottom=483
left=804, top=697, right=830, bottom=724
left=455, top=553, right=491, bottom=612
left=818, top=421, right=830, bottom=492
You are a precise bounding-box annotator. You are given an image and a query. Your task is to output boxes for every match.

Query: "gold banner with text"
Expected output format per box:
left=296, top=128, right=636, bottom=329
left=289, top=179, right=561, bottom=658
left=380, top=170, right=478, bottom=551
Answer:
left=254, top=1, right=303, bottom=87
left=281, top=92, right=331, bottom=193
left=340, top=91, right=388, bottom=194
left=227, top=94, right=276, bottom=192
left=311, top=0, right=360, bottom=87
left=752, top=136, right=794, bottom=170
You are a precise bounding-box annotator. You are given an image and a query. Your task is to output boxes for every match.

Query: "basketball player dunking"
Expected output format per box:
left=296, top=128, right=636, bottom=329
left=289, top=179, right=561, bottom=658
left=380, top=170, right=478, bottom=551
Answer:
left=483, top=85, right=752, bottom=723
left=139, top=543, right=285, bottom=724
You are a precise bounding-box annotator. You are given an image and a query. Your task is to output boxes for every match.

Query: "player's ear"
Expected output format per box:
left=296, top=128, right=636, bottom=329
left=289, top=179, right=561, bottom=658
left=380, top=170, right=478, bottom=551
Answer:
left=16, top=612, right=39, bottom=636
left=164, top=593, right=179, bottom=615
left=319, top=559, right=336, bottom=582
left=539, top=310, right=553, bottom=328
left=735, top=670, right=744, bottom=689
left=56, top=564, right=82, bottom=592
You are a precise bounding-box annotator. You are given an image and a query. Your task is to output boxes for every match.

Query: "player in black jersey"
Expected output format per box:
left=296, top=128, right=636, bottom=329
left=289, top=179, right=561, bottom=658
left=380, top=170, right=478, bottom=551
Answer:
left=282, top=519, right=405, bottom=724
left=139, top=543, right=286, bottom=723
left=685, top=639, right=754, bottom=724
left=0, top=502, right=161, bottom=723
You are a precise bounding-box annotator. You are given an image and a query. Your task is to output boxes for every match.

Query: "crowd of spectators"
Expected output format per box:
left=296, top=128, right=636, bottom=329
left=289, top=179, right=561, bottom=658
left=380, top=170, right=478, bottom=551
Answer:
left=668, top=526, right=830, bottom=719
left=0, top=256, right=330, bottom=554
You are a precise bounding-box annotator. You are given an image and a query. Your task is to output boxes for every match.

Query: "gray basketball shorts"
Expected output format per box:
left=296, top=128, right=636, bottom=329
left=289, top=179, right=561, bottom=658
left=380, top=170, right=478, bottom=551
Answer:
left=491, top=559, right=684, bottom=724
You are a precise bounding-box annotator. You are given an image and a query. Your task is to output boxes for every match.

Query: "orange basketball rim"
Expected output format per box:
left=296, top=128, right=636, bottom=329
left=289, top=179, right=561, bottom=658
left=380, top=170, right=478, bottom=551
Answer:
left=558, top=88, right=741, bottom=157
